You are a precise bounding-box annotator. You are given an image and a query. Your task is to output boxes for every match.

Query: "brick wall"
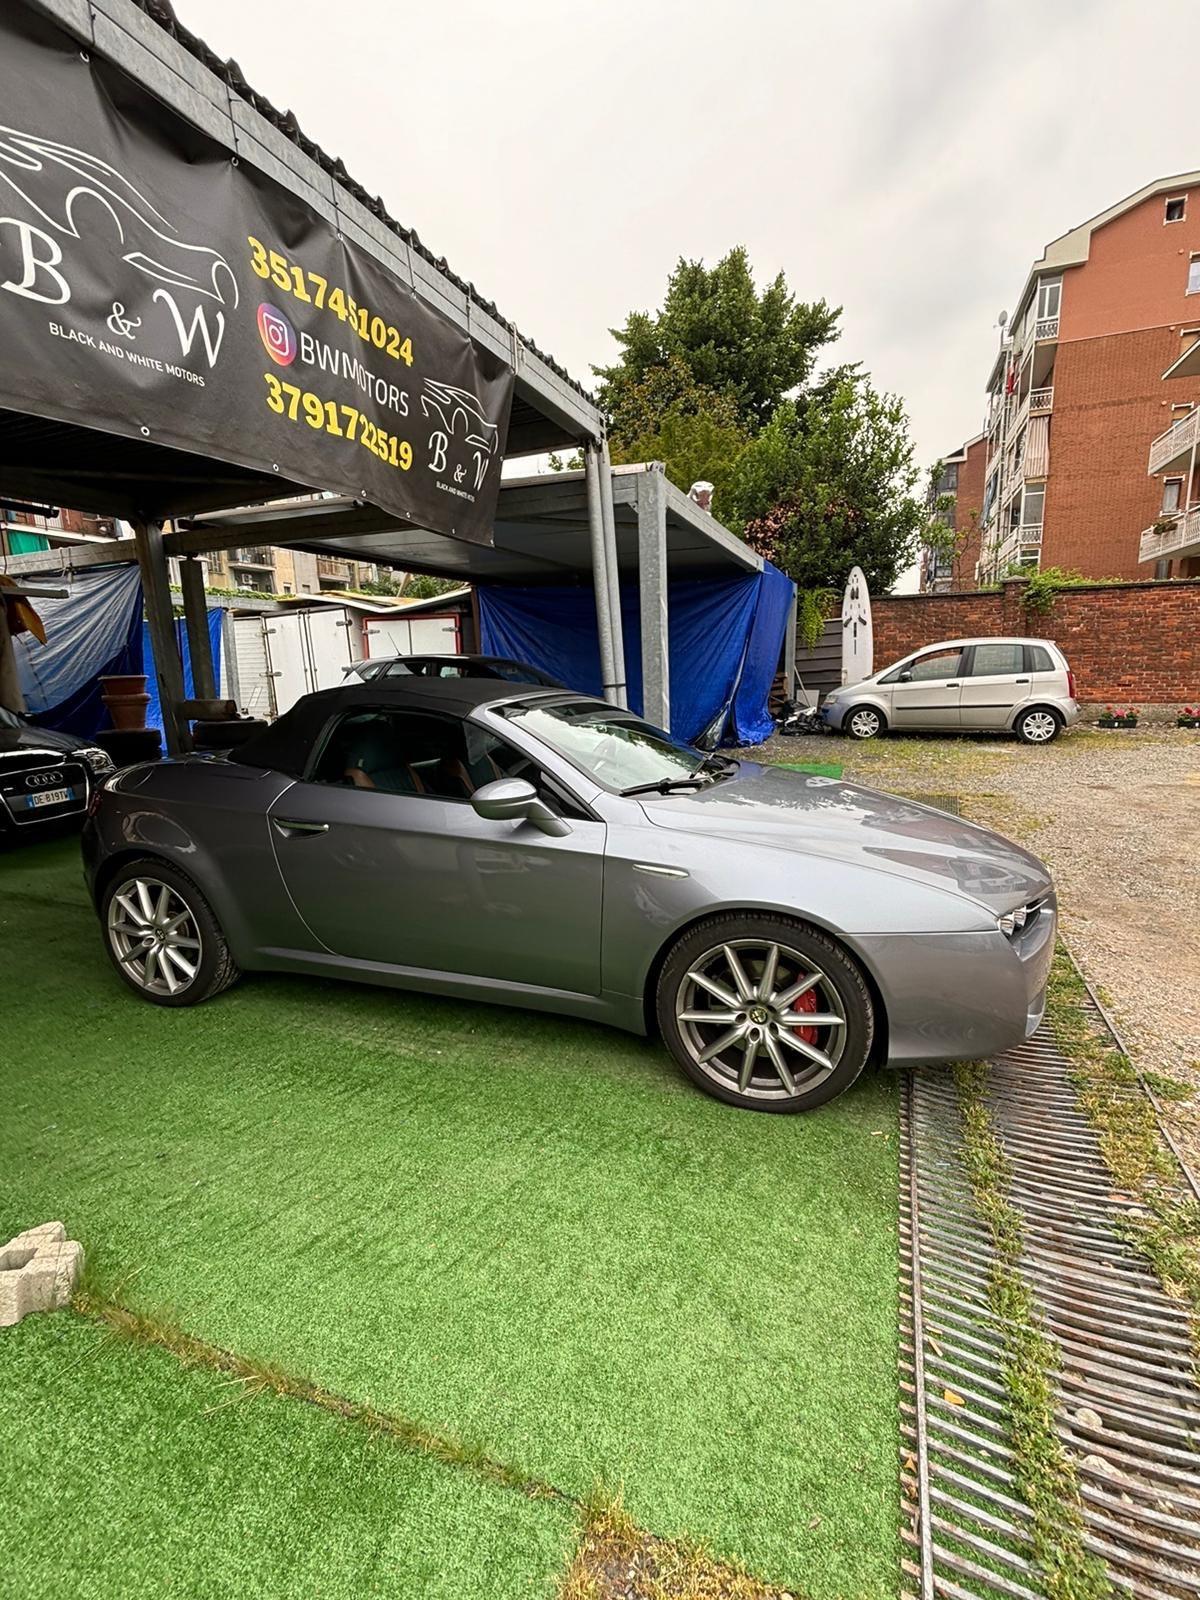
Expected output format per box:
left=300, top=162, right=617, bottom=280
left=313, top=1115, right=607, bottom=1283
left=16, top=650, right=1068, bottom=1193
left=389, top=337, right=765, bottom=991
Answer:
left=871, top=576, right=1200, bottom=704
left=1046, top=324, right=1200, bottom=579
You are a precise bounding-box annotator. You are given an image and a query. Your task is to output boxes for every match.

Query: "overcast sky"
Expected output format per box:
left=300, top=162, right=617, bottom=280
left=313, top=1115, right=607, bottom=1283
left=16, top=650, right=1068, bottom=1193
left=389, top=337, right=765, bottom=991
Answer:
left=185, top=0, right=1196, bottom=477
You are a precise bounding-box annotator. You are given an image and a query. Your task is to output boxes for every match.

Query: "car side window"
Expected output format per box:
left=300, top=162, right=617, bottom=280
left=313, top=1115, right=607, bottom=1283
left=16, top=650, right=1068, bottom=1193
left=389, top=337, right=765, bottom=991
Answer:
left=308, top=708, right=587, bottom=818
left=1026, top=645, right=1054, bottom=673
left=969, top=643, right=1025, bottom=677
left=905, top=648, right=964, bottom=682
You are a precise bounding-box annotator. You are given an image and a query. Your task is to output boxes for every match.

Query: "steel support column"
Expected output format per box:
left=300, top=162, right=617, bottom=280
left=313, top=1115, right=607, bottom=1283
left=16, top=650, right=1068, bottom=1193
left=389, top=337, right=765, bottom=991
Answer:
left=637, top=465, right=669, bottom=730
left=585, top=443, right=620, bottom=704
left=179, top=555, right=216, bottom=701
left=783, top=588, right=798, bottom=699
left=599, top=441, right=628, bottom=707
left=133, top=519, right=189, bottom=756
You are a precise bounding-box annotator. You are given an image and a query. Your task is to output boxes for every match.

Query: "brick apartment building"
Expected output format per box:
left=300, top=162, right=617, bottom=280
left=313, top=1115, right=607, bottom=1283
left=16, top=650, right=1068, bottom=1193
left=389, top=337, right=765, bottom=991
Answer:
left=922, top=433, right=986, bottom=591
left=1, top=499, right=118, bottom=555
left=928, top=173, right=1200, bottom=590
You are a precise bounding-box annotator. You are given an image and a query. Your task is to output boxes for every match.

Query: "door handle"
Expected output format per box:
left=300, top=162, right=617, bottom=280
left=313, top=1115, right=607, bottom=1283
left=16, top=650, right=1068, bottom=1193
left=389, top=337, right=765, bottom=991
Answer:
left=946, top=681, right=960, bottom=687
left=1015, top=677, right=1030, bottom=684
left=272, top=817, right=329, bottom=836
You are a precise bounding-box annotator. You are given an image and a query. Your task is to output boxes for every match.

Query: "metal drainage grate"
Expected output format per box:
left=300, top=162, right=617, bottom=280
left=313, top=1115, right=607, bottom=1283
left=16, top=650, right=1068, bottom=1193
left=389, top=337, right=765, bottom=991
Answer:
left=900, top=1018, right=1200, bottom=1599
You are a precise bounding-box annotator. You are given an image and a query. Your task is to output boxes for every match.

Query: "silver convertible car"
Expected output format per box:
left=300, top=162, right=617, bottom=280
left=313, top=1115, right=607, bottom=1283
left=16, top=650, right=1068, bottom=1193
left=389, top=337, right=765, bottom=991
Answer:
left=82, top=679, right=1057, bottom=1113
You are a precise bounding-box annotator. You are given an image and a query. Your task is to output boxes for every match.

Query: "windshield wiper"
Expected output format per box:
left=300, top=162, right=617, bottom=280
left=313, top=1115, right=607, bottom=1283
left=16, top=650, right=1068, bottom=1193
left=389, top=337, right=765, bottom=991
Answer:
left=694, top=752, right=739, bottom=780
left=619, top=774, right=712, bottom=797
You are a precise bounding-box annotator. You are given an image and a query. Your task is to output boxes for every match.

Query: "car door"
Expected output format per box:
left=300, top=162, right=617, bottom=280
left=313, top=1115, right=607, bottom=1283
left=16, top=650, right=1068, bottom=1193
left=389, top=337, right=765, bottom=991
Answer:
left=266, top=705, right=605, bottom=995
left=957, top=641, right=1028, bottom=729
left=882, top=645, right=965, bottom=729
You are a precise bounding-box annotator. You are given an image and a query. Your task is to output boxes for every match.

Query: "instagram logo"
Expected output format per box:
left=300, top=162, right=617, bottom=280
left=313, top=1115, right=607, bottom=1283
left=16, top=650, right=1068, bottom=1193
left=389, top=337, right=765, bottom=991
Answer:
left=257, top=303, right=297, bottom=366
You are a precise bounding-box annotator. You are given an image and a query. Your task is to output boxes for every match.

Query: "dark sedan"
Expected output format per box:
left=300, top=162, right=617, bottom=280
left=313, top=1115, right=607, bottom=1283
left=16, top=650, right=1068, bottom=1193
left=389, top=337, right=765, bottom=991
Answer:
left=344, top=653, right=564, bottom=689
left=0, top=706, right=115, bottom=837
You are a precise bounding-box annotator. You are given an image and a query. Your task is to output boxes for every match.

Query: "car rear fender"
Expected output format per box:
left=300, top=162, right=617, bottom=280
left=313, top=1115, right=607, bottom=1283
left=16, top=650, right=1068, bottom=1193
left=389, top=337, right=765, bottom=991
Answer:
left=85, top=763, right=310, bottom=965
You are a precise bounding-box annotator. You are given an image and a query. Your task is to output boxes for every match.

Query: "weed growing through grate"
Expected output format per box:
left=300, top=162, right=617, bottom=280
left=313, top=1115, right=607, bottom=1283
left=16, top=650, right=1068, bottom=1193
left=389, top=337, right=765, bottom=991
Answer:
left=1047, top=949, right=1200, bottom=1369
left=954, top=1064, right=1112, bottom=1600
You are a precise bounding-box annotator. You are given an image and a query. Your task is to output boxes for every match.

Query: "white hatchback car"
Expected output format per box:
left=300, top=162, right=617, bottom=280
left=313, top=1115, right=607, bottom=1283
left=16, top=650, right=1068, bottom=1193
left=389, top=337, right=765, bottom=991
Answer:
left=821, top=637, right=1080, bottom=743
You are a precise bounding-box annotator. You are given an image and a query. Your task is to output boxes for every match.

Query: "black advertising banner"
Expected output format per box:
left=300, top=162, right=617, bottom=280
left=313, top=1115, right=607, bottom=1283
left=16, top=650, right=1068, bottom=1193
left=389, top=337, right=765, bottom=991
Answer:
left=0, top=9, right=513, bottom=542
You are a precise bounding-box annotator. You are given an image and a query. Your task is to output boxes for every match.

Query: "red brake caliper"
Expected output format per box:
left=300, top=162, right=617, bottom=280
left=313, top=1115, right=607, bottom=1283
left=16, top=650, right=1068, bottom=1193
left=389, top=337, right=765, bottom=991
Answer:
left=791, top=984, right=819, bottom=1044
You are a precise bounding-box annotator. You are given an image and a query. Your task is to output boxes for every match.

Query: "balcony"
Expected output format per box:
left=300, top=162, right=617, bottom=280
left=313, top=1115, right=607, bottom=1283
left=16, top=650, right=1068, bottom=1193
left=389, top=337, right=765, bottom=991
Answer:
left=1140, top=505, right=1200, bottom=565
left=229, top=547, right=274, bottom=569
left=1018, top=523, right=1043, bottom=547
left=1029, top=387, right=1053, bottom=414
left=1147, top=409, right=1200, bottom=476
left=1034, top=316, right=1059, bottom=342
left=317, top=557, right=354, bottom=586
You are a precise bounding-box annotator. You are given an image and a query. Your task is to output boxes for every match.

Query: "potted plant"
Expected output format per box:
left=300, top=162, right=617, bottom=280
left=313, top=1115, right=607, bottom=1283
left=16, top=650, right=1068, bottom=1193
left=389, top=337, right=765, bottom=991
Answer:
left=1178, top=705, right=1200, bottom=729
left=1098, top=705, right=1139, bottom=729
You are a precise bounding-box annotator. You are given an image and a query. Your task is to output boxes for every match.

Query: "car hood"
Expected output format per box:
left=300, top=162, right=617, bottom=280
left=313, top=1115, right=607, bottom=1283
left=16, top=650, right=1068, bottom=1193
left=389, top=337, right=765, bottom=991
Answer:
left=0, top=722, right=86, bottom=758
left=639, top=761, right=1051, bottom=915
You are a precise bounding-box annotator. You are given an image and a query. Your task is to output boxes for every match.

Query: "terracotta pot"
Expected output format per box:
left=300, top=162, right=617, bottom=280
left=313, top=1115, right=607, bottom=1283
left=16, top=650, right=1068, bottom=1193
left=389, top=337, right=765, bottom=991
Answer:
left=99, top=674, right=149, bottom=698
left=100, top=673, right=150, bottom=732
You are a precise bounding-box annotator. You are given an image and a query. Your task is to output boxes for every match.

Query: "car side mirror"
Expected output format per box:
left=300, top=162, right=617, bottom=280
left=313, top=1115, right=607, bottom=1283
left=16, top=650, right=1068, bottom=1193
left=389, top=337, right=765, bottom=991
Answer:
left=897, top=671, right=913, bottom=683
left=471, top=777, right=571, bottom=837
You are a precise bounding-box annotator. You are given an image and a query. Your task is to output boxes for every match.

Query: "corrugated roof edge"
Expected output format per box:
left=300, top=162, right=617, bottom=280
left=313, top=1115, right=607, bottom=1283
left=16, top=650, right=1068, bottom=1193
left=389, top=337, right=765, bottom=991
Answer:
left=129, top=0, right=598, bottom=408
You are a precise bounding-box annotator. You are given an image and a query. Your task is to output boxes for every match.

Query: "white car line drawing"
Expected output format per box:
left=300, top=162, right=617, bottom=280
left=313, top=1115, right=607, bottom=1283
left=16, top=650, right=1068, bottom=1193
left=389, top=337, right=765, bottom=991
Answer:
left=420, top=380, right=499, bottom=454
left=0, top=124, right=238, bottom=306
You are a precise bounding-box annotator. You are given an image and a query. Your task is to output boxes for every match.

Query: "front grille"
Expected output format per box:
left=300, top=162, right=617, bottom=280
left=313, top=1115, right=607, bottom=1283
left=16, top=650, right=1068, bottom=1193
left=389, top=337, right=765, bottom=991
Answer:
left=0, top=756, right=89, bottom=825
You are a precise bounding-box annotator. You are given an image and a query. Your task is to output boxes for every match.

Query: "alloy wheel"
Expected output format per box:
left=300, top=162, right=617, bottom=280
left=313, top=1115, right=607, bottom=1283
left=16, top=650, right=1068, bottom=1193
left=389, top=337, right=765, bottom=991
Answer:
left=106, top=877, right=203, bottom=997
left=1021, top=711, right=1057, bottom=743
left=849, top=708, right=881, bottom=739
left=675, top=939, right=848, bottom=1102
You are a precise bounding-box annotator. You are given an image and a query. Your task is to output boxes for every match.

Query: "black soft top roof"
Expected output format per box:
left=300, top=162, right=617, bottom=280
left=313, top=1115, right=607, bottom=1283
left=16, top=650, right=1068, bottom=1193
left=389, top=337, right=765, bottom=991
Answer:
left=234, top=677, right=574, bottom=777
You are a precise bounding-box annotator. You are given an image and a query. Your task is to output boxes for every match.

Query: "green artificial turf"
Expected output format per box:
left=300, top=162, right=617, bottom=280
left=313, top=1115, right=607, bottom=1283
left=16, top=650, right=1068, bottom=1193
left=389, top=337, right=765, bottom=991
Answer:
left=0, top=1312, right=573, bottom=1600
left=0, top=837, right=900, bottom=1596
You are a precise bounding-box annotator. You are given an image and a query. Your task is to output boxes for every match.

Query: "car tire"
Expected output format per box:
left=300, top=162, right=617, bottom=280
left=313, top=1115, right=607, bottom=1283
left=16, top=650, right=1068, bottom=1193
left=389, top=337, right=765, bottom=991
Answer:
left=100, top=858, right=240, bottom=1007
left=845, top=705, right=885, bottom=740
left=1015, top=706, right=1062, bottom=745
left=655, top=913, right=874, bottom=1113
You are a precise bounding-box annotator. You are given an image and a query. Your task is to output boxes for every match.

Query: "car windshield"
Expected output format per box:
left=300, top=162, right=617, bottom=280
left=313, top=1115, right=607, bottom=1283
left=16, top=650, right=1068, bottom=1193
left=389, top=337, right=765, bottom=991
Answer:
left=506, top=699, right=706, bottom=790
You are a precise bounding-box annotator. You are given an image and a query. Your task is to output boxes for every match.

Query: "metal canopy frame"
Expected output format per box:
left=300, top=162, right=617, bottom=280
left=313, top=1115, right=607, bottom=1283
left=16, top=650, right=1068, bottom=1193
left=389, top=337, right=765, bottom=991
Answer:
left=165, top=464, right=764, bottom=730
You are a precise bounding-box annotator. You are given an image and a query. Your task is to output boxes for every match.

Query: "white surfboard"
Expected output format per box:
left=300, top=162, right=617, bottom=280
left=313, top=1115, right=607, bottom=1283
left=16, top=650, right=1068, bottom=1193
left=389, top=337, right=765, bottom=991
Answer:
left=841, top=567, right=873, bottom=686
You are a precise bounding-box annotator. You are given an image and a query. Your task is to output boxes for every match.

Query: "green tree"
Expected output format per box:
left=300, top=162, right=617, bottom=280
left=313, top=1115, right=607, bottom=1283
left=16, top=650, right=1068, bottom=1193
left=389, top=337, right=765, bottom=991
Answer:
left=723, top=377, right=924, bottom=594
left=402, top=574, right=463, bottom=600
left=606, top=354, right=751, bottom=506
left=595, top=248, right=840, bottom=436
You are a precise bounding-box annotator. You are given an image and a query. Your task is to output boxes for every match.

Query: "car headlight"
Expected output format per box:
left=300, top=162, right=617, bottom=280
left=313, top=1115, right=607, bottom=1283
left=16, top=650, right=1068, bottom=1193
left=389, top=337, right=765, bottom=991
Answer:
left=998, top=906, right=1029, bottom=937
left=76, top=746, right=116, bottom=776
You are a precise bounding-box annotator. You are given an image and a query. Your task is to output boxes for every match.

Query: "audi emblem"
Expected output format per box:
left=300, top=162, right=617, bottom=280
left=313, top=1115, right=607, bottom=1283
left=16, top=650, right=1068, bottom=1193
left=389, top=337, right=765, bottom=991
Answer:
left=26, top=771, right=64, bottom=789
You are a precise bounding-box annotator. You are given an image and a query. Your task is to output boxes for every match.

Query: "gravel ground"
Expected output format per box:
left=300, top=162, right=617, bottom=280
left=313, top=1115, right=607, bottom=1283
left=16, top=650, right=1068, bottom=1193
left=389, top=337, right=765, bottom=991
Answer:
left=744, top=725, right=1200, bottom=1184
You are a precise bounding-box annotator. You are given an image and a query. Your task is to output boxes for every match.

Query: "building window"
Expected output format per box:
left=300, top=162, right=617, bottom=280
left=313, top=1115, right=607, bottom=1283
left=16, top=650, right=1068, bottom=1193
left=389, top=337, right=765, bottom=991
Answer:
left=1165, top=196, right=1187, bottom=224
left=1021, top=484, right=1045, bottom=525
left=1188, top=256, right=1200, bottom=295
left=1162, top=478, right=1183, bottom=513
left=1155, top=559, right=1172, bottom=578
left=1037, top=278, right=1061, bottom=320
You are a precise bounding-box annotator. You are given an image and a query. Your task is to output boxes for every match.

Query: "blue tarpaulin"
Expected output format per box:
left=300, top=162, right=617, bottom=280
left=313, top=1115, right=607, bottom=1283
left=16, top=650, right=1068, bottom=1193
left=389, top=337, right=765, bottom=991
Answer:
left=478, top=560, right=793, bottom=746
left=144, top=610, right=225, bottom=735
left=13, top=563, right=144, bottom=737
